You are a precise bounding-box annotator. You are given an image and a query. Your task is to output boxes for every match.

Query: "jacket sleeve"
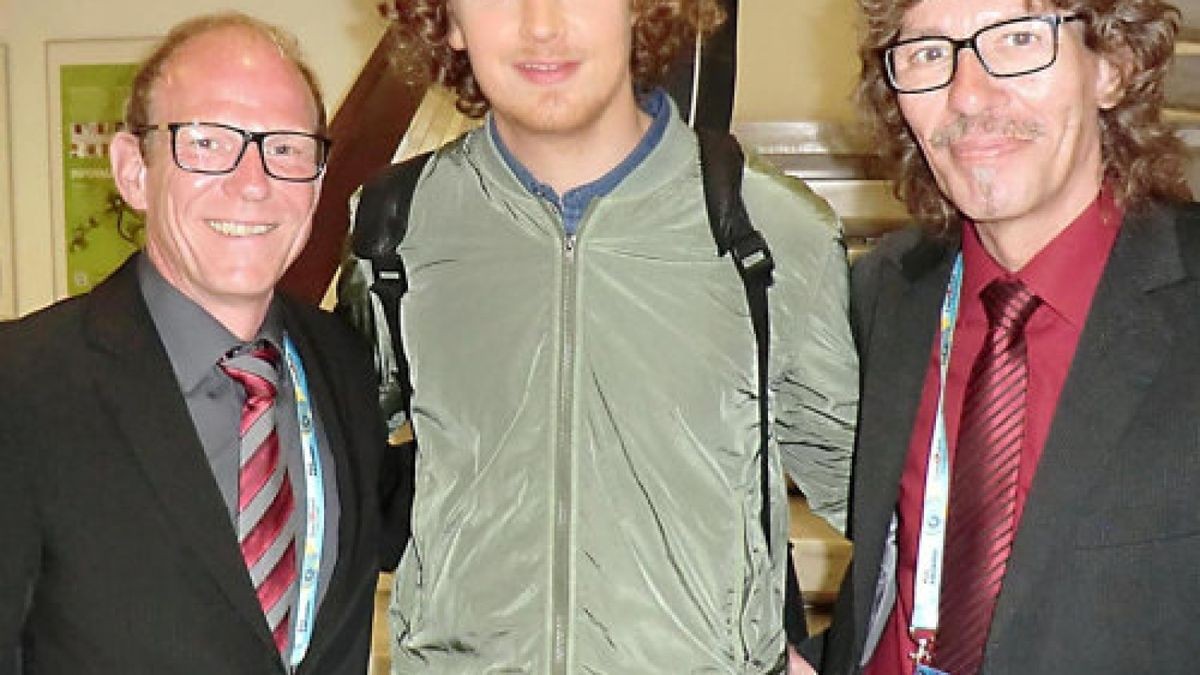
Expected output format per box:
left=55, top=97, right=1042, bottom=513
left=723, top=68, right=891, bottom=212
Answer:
left=776, top=230, right=859, bottom=535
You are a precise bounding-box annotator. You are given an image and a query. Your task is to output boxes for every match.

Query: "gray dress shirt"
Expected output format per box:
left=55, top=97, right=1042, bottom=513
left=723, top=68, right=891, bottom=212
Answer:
left=137, top=255, right=340, bottom=651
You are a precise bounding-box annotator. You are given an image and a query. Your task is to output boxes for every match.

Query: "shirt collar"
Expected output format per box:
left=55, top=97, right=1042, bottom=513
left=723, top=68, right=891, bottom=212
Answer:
left=962, top=186, right=1123, bottom=328
left=487, top=87, right=672, bottom=208
left=137, top=253, right=284, bottom=393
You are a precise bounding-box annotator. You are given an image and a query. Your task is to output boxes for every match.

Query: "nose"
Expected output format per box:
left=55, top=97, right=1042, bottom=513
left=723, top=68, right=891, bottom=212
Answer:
left=519, top=0, right=563, bottom=42
left=222, top=141, right=271, bottom=201
left=946, top=47, right=1005, bottom=115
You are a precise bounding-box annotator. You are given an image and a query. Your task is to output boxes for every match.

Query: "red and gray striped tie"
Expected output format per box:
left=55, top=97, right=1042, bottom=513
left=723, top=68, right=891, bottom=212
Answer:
left=935, top=279, right=1040, bottom=674
left=220, top=341, right=298, bottom=656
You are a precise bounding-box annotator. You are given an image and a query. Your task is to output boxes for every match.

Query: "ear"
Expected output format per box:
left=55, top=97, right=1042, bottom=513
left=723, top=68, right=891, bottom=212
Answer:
left=109, top=131, right=149, bottom=211
left=1094, top=47, right=1131, bottom=111
left=446, top=6, right=466, bottom=52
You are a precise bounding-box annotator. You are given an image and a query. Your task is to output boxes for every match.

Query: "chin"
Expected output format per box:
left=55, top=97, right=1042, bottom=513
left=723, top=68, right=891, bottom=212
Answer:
left=942, top=174, right=1021, bottom=221
left=213, top=274, right=279, bottom=298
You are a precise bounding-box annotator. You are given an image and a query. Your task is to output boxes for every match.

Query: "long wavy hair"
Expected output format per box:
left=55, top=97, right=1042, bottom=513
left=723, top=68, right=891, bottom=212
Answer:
left=857, top=0, right=1192, bottom=232
left=383, top=0, right=726, bottom=118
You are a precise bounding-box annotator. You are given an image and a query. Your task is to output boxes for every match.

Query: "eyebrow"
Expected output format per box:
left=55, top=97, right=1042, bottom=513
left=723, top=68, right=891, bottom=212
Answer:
left=897, top=10, right=1030, bottom=41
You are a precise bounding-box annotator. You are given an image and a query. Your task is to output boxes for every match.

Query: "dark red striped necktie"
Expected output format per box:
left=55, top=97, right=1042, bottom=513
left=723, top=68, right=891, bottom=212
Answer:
left=220, top=341, right=298, bottom=656
left=934, top=279, right=1040, bottom=674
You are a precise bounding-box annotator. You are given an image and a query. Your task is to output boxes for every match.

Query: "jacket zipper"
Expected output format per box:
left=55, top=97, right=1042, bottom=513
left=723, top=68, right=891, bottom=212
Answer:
left=551, top=222, right=578, bottom=675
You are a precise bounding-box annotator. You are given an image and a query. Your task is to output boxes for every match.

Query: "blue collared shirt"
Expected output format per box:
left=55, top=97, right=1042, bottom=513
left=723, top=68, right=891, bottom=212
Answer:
left=489, top=87, right=672, bottom=235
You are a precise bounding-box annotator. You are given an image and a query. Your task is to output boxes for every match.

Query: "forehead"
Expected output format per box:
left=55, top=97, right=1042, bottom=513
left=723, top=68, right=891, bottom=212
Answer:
left=150, top=27, right=318, bottom=130
left=900, top=0, right=1050, bottom=36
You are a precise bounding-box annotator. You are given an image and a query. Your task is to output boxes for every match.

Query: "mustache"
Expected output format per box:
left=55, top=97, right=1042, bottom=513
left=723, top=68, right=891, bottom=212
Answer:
left=929, top=114, right=1044, bottom=148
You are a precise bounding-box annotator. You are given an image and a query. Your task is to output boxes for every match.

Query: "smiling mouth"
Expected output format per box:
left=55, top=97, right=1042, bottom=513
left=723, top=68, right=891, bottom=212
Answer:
left=206, top=220, right=277, bottom=237
left=521, top=62, right=565, bottom=71
left=516, top=60, right=579, bottom=82
left=949, top=137, right=1024, bottom=160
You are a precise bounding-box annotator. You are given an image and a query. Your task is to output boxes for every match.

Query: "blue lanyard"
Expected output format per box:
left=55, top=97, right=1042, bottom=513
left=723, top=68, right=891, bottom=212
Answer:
left=281, top=335, right=325, bottom=669
left=909, top=253, right=963, bottom=666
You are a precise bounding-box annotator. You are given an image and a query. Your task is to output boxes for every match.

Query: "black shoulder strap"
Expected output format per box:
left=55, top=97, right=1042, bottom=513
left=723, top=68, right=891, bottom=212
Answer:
left=352, top=151, right=435, bottom=293
left=696, top=130, right=808, bottom=645
left=696, top=128, right=775, bottom=554
left=351, top=150, right=434, bottom=404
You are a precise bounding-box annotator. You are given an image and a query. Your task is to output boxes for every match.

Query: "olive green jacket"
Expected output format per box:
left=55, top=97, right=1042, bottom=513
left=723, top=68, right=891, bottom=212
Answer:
left=339, top=111, right=857, bottom=673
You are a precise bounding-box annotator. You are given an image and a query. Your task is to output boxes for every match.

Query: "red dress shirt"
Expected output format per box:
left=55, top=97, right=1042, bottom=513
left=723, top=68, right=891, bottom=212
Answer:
left=864, top=190, right=1122, bottom=674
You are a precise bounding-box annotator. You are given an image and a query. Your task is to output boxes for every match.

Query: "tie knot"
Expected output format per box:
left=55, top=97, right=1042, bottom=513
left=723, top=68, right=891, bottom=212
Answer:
left=219, top=340, right=281, bottom=399
left=980, top=279, right=1040, bottom=335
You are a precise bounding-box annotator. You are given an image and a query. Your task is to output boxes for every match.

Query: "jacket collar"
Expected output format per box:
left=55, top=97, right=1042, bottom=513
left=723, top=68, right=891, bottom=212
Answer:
left=461, top=93, right=701, bottom=208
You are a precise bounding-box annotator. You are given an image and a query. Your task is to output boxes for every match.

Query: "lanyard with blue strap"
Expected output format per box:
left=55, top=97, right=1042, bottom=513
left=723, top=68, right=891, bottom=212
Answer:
left=281, top=335, right=325, bottom=671
left=910, top=253, right=963, bottom=674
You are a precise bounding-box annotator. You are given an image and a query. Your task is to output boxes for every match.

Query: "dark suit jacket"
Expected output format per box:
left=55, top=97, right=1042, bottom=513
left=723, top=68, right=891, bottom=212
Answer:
left=819, top=201, right=1200, bottom=674
left=0, top=257, right=392, bottom=674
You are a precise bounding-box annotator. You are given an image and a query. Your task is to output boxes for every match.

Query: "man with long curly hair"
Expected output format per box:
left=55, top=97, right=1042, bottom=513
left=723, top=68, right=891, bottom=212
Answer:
left=814, top=0, right=1199, bottom=673
left=339, top=1, right=858, bottom=672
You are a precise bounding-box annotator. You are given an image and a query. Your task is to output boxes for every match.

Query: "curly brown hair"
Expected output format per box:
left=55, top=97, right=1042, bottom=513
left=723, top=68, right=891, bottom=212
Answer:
left=857, top=0, right=1193, bottom=232
left=383, top=0, right=726, bottom=118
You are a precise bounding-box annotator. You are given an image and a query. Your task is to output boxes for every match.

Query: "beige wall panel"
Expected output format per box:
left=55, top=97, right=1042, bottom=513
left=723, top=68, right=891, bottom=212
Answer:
left=734, top=0, right=861, bottom=124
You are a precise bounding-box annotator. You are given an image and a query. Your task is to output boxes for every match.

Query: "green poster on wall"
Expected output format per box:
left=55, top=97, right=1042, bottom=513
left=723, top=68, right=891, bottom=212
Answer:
left=59, top=63, right=144, bottom=296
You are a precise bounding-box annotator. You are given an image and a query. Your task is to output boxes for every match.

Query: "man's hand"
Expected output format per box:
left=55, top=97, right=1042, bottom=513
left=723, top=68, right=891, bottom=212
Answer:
left=787, top=643, right=817, bottom=675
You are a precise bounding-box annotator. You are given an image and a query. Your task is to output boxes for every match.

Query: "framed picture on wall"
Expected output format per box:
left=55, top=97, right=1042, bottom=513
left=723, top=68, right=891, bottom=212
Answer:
left=46, top=37, right=157, bottom=299
left=0, top=44, right=13, bottom=319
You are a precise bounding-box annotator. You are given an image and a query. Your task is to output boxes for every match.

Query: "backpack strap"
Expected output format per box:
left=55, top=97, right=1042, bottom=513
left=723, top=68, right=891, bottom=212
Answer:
left=697, top=129, right=808, bottom=645
left=696, top=128, right=775, bottom=552
left=348, top=151, right=434, bottom=421
left=351, top=151, right=435, bottom=332
left=336, top=151, right=433, bottom=571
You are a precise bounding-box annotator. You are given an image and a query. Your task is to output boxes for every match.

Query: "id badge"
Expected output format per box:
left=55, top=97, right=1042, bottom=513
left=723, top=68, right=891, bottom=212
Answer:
left=915, top=666, right=949, bottom=675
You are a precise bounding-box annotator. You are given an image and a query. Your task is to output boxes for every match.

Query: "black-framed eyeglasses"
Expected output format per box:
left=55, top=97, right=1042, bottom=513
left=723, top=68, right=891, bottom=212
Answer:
left=133, top=122, right=332, bottom=182
left=883, top=14, right=1082, bottom=94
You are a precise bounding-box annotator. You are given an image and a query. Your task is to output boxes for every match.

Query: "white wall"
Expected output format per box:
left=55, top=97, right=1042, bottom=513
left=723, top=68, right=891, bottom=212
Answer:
left=1, top=0, right=862, bottom=316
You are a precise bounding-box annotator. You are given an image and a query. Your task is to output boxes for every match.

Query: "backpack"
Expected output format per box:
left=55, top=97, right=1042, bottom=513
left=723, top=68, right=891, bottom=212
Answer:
left=339, top=128, right=809, bottom=645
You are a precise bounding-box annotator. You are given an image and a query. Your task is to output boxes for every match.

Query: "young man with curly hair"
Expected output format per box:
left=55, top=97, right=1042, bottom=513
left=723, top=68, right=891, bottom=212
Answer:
left=338, top=1, right=858, bottom=672
left=814, top=0, right=1199, bottom=673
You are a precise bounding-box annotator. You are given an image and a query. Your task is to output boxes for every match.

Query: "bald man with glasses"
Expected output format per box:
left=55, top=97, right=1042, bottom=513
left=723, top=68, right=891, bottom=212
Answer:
left=805, top=1, right=1200, bottom=674
left=0, top=12, right=401, bottom=675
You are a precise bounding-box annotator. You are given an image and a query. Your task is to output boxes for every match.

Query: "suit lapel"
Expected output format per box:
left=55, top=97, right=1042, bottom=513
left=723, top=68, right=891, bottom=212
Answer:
left=987, top=206, right=1186, bottom=649
left=84, top=260, right=278, bottom=652
left=853, top=234, right=957, bottom=636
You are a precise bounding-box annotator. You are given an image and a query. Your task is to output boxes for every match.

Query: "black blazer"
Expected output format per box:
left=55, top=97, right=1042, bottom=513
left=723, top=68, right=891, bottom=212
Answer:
left=819, top=201, right=1200, bottom=674
left=0, top=257, right=391, bottom=675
